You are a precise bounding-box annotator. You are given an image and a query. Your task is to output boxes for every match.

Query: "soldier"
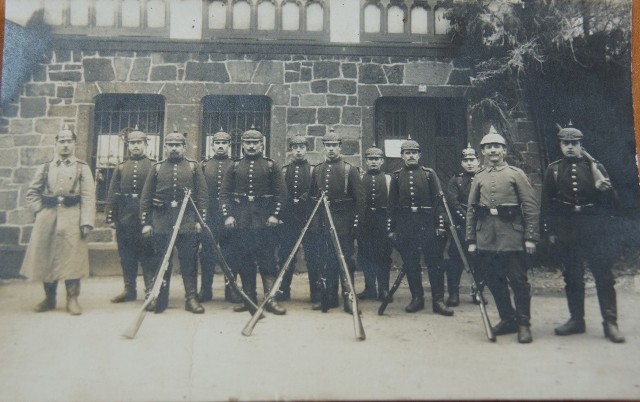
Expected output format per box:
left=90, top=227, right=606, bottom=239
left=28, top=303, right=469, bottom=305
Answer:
left=443, top=144, right=481, bottom=307
left=276, top=136, right=317, bottom=303
left=219, top=128, right=287, bottom=315
left=198, top=129, right=237, bottom=303
left=140, top=130, right=209, bottom=314
left=21, top=125, right=95, bottom=315
left=356, top=146, right=392, bottom=301
left=541, top=126, right=624, bottom=343
left=387, top=139, right=453, bottom=316
left=308, top=130, right=364, bottom=312
left=466, top=128, right=539, bottom=344
left=105, top=127, right=157, bottom=303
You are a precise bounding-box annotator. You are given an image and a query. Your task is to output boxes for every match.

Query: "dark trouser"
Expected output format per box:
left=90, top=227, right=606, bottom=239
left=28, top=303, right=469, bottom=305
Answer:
left=116, top=225, right=157, bottom=293
left=394, top=228, right=446, bottom=302
left=151, top=232, right=200, bottom=305
left=357, top=222, right=392, bottom=295
left=226, top=228, right=279, bottom=301
left=308, top=231, right=356, bottom=304
left=477, top=251, right=531, bottom=326
left=277, top=221, right=317, bottom=300
left=198, top=224, right=231, bottom=293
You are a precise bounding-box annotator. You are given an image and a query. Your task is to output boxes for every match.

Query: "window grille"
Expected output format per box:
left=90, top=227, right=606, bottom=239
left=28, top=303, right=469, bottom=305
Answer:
left=92, top=94, right=165, bottom=208
left=202, top=96, right=272, bottom=160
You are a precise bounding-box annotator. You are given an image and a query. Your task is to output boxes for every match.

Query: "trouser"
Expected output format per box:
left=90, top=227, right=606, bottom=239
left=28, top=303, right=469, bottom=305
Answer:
left=116, top=225, right=157, bottom=293
left=309, top=232, right=356, bottom=304
left=395, top=229, right=446, bottom=301
left=151, top=232, right=200, bottom=304
left=477, top=251, right=531, bottom=326
left=357, top=222, right=392, bottom=294
left=277, top=221, right=317, bottom=299
left=226, top=228, right=279, bottom=300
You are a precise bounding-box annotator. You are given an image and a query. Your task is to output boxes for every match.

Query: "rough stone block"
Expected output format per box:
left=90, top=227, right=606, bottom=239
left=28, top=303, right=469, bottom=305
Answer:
left=35, top=119, right=62, bottom=134
left=342, top=107, right=362, bottom=125
left=357, top=85, right=381, bottom=106
left=227, top=61, right=255, bottom=82
left=311, top=80, right=328, bottom=94
left=195, top=52, right=209, bottom=62
left=20, top=148, right=53, bottom=166
left=65, top=64, right=82, bottom=70
left=0, top=149, right=19, bottom=166
left=317, top=108, right=340, bottom=125
left=287, top=108, right=317, bottom=124
left=49, top=71, right=82, bottom=82
left=0, top=191, right=19, bottom=210
left=286, top=125, right=308, bottom=138
left=0, top=248, right=25, bottom=278
left=1, top=103, right=19, bottom=118
left=405, top=61, right=452, bottom=85
left=130, top=58, right=151, bottom=81
left=329, top=80, right=356, bottom=95
left=49, top=99, right=62, bottom=105
left=0, top=211, right=5, bottom=224
left=341, top=139, right=359, bottom=155
left=10, top=119, right=32, bottom=135
left=358, top=64, right=387, bottom=84
left=31, top=65, right=47, bottom=82
left=55, top=50, right=71, bottom=63
left=300, top=94, right=326, bottom=107
left=48, top=105, right=77, bottom=118
left=151, top=65, right=178, bottom=81
left=20, top=98, right=47, bottom=118
left=13, top=167, right=37, bottom=184
left=285, top=71, right=300, bottom=83
left=307, top=125, right=326, bottom=138
left=254, top=61, right=284, bottom=84
left=384, top=65, right=404, bottom=84
left=290, top=83, right=310, bottom=96
left=327, top=94, right=346, bottom=106
left=8, top=209, right=34, bottom=225
left=56, top=86, right=74, bottom=99
left=87, top=228, right=113, bottom=243
left=21, top=226, right=32, bottom=245
left=291, top=96, right=299, bottom=106
left=114, top=58, right=132, bottom=81
left=314, top=61, right=340, bottom=79
left=285, top=62, right=300, bottom=71
left=13, top=135, right=40, bottom=147
left=447, top=68, right=471, bottom=85
left=341, top=63, right=357, bottom=79
left=527, top=141, right=539, bottom=153
left=332, top=125, right=360, bottom=139
left=0, top=136, right=13, bottom=148
left=347, top=96, right=357, bottom=105
left=25, top=83, right=55, bottom=97
left=0, top=168, right=12, bottom=177
left=82, top=59, right=115, bottom=82
left=184, top=62, right=228, bottom=82
left=300, top=66, right=312, bottom=81
left=266, top=85, right=291, bottom=106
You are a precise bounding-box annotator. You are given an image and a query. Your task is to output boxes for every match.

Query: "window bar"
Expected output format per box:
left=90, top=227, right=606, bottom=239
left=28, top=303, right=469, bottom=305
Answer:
left=427, top=0, right=437, bottom=36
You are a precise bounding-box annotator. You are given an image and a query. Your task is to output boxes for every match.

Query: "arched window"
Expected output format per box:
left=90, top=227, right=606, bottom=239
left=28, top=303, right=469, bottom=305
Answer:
left=147, top=0, right=166, bottom=28
left=410, top=5, right=428, bottom=34
left=435, top=8, right=451, bottom=35
left=257, top=1, right=276, bottom=30
left=69, top=0, right=90, bottom=26
left=387, top=4, right=405, bottom=34
left=121, top=0, right=142, bottom=28
left=282, top=2, right=300, bottom=31
left=363, top=4, right=381, bottom=33
left=95, top=0, right=116, bottom=26
left=232, top=1, right=251, bottom=30
left=306, top=2, right=324, bottom=31
left=208, top=1, right=227, bottom=29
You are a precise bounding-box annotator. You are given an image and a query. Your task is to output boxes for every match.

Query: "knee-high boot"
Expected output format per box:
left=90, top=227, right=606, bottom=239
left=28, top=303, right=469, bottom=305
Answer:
left=263, top=275, right=286, bottom=315
left=65, top=280, right=82, bottom=316
left=35, top=281, right=58, bottom=312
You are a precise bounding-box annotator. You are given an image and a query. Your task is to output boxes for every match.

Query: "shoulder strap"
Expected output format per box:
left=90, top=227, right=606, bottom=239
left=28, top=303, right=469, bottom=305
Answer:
left=70, top=163, right=82, bottom=194
left=551, top=163, right=559, bottom=184
left=457, top=175, right=463, bottom=187
left=42, top=161, right=51, bottom=193
left=385, top=174, right=391, bottom=196
left=344, top=162, right=350, bottom=196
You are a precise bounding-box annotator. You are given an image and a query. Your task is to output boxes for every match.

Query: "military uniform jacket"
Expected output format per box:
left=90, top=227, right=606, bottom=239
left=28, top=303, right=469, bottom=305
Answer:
left=21, top=157, right=96, bottom=281
left=219, top=154, right=287, bottom=230
left=465, top=162, right=540, bottom=252
left=105, top=155, right=154, bottom=227
left=360, top=169, right=390, bottom=233
left=541, top=157, right=613, bottom=235
left=446, top=172, right=474, bottom=227
left=281, top=159, right=313, bottom=226
left=309, top=157, right=364, bottom=235
left=387, top=165, right=443, bottom=237
left=140, top=157, right=208, bottom=234
left=202, top=155, right=233, bottom=226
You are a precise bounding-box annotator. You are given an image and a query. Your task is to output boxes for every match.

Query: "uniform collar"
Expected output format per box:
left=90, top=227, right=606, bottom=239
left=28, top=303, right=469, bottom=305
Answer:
left=367, top=169, right=381, bottom=175
left=564, top=156, right=584, bottom=164
left=325, top=156, right=342, bottom=164
left=168, top=155, right=185, bottom=163
left=54, top=156, right=76, bottom=166
left=129, top=154, right=147, bottom=161
left=244, top=153, right=262, bottom=160
left=292, top=159, right=308, bottom=166
left=486, top=161, right=508, bottom=172
left=404, top=164, right=420, bottom=171
left=213, top=154, right=229, bottom=161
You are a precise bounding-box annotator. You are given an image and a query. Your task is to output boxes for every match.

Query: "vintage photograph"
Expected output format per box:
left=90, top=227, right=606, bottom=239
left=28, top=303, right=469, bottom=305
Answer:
left=0, top=0, right=638, bottom=400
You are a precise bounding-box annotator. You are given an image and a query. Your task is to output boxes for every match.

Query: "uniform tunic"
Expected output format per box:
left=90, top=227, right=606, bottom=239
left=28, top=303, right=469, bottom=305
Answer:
left=21, top=157, right=96, bottom=282
left=446, top=172, right=474, bottom=228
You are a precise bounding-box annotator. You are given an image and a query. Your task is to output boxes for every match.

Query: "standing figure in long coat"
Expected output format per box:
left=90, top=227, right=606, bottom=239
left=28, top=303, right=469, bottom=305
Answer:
left=21, top=126, right=96, bottom=315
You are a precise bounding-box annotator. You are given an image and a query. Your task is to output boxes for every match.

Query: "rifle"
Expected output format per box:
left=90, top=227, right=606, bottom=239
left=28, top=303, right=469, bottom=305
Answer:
left=377, top=267, right=405, bottom=315
left=582, top=149, right=619, bottom=204
left=187, top=196, right=261, bottom=317
left=241, top=195, right=324, bottom=336
left=123, top=189, right=191, bottom=339
left=322, top=195, right=366, bottom=341
left=439, top=191, right=496, bottom=342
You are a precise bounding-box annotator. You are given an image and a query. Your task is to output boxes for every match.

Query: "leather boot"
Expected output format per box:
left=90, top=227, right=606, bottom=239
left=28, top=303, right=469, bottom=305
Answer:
left=405, top=297, right=425, bottom=313
left=225, top=285, right=242, bottom=304
left=35, top=282, right=58, bottom=312
left=263, top=276, right=286, bottom=315
left=65, top=280, right=82, bottom=316
left=154, top=274, right=171, bottom=314
left=185, top=297, right=204, bottom=314
left=432, top=300, right=454, bottom=317
left=603, top=321, right=625, bottom=343
left=357, top=288, right=378, bottom=300
left=276, top=263, right=294, bottom=302
left=198, top=266, right=214, bottom=302
left=111, top=288, right=137, bottom=303
left=233, top=292, right=257, bottom=312
left=518, top=325, right=533, bottom=344
left=493, top=319, right=518, bottom=336
left=111, top=263, right=137, bottom=303
left=554, top=318, right=586, bottom=336
left=445, top=286, right=460, bottom=307
left=184, top=273, right=204, bottom=314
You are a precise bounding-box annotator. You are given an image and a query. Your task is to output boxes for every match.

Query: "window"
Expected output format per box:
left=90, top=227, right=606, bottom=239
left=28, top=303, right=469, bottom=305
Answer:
left=202, top=96, right=272, bottom=160
left=92, top=94, right=165, bottom=208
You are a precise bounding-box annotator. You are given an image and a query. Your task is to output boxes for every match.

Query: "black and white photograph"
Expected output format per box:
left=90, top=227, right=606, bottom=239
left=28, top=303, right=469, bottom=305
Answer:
left=0, top=0, right=638, bottom=400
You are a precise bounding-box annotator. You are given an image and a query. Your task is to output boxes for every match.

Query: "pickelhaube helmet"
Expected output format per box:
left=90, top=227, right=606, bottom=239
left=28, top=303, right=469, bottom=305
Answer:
left=211, top=128, right=231, bottom=142
left=557, top=123, right=584, bottom=141
left=461, top=143, right=478, bottom=159
left=364, top=146, right=384, bottom=158
left=56, top=124, right=76, bottom=141
left=127, top=125, right=147, bottom=142
left=289, top=136, right=309, bottom=147
left=479, top=125, right=506, bottom=146
left=242, top=127, right=263, bottom=141
left=400, top=139, right=420, bottom=151
left=322, top=128, right=341, bottom=143
left=165, top=129, right=186, bottom=144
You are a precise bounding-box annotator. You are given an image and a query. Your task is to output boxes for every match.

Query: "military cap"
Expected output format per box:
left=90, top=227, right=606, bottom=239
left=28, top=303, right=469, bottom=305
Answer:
left=289, top=136, right=309, bottom=147
left=165, top=130, right=186, bottom=144
left=56, top=124, right=76, bottom=141
left=322, top=129, right=342, bottom=143
left=400, top=139, right=420, bottom=151
left=461, top=143, right=478, bottom=159
left=557, top=127, right=584, bottom=141
left=242, top=128, right=263, bottom=141
left=211, top=130, right=231, bottom=142
left=364, top=146, right=384, bottom=158
left=480, top=126, right=506, bottom=146
left=127, top=126, right=147, bottom=142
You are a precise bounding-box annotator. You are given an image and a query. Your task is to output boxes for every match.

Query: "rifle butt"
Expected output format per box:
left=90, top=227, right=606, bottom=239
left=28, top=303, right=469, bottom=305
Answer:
left=241, top=305, right=266, bottom=336
left=378, top=270, right=404, bottom=315
left=122, top=307, right=147, bottom=339
left=479, top=301, right=496, bottom=342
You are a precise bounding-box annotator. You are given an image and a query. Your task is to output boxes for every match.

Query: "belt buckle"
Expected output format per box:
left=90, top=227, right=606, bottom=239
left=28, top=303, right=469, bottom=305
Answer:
left=131, top=194, right=139, bottom=199
left=293, top=198, right=299, bottom=203
left=248, top=196, right=255, bottom=202
left=489, top=208, right=499, bottom=216
left=57, top=196, right=65, bottom=204
left=573, top=205, right=582, bottom=212
left=370, top=207, right=376, bottom=212
left=170, top=200, right=179, bottom=208
left=411, top=206, right=418, bottom=213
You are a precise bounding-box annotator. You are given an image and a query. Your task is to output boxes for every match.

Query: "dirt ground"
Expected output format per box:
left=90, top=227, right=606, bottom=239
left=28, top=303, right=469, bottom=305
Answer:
left=0, top=271, right=639, bottom=401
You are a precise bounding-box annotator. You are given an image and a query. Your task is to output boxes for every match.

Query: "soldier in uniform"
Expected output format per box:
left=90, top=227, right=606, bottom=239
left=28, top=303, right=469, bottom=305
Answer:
left=387, top=139, right=453, bottom=316
left=308, top=130, right=364, bottom=312
left=219, top=128, right=287, bottom=315
left=140, top=131, right=209, bottom=314
left=276, top=136, right=317, bottom=303
left=21, top=125, right=95, bottom=315
left=105, top=127, right=156, bottom=303
left=541, top=126, right=624, bottom=343
left=466, top=128, right=539, bottom=343
left=356, top=146, right=392, bottom=301
left=198, top=129, right=237, bottom=303
left=443, top=144, right=481, bottom=306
